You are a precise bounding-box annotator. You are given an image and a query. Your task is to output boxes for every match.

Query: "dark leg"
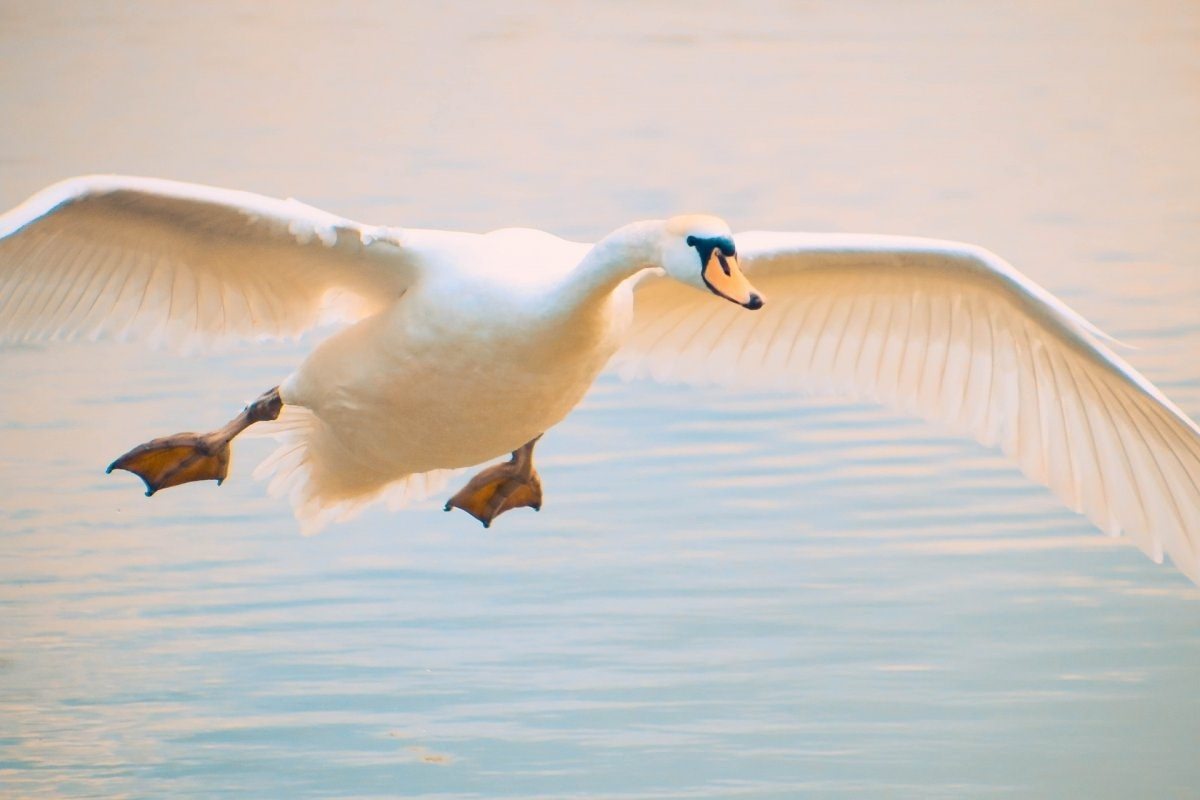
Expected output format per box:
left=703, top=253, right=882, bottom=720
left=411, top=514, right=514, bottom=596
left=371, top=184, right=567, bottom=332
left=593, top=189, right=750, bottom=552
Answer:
left=107, top=386, right=283, bottom=496
left=444, top=435, right=543, bottom=528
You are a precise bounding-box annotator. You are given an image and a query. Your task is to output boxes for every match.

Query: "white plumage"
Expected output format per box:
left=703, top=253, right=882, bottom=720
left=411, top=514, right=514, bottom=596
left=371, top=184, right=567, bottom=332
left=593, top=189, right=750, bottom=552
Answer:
left=2, top=175, right=1199, bottom=583
left=618, top=233, right=1200, bottom=581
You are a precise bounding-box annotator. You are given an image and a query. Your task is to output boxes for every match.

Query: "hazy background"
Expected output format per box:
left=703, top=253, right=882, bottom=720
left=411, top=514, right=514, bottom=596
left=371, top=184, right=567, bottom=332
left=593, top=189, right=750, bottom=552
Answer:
left=2, top=1, right=1199, bottom=797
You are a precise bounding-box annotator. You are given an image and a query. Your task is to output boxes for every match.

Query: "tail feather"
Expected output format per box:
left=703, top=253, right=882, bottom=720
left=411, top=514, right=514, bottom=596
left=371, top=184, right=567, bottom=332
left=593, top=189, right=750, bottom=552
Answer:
left=250, top=406, right=458, bottom=534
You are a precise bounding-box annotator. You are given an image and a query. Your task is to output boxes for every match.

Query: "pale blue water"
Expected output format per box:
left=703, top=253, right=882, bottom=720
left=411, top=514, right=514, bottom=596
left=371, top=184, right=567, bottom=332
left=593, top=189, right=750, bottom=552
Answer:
left=3, top=2, right=1200, bottom=797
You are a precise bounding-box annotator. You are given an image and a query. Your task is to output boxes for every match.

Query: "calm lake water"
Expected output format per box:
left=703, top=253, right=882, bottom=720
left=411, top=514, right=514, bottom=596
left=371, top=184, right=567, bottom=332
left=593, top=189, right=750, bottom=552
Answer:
left=3, top=1, right=1200, bottom=797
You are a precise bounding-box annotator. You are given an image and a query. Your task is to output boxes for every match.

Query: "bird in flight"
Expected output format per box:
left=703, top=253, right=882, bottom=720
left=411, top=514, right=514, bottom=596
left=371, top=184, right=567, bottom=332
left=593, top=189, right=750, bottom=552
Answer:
left=3, top=175, right=1199, bottom=584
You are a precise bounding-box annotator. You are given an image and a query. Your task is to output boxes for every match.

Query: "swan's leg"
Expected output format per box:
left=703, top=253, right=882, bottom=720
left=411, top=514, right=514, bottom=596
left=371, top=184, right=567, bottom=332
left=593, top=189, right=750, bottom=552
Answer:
left=107, top=386, right=283, bottom=496
left=444, top=434, right=543, bottom=528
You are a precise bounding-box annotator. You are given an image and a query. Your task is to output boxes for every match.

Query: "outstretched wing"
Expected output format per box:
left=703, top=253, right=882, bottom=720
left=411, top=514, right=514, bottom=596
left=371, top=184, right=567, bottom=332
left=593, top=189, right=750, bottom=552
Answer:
left=615, top=231, right=1200, bottom=584
left=0, top=175, right=415, bottom=349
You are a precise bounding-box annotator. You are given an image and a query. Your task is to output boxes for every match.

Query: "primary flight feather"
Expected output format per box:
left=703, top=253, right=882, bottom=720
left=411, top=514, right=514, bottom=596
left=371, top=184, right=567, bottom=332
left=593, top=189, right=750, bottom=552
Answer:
left=2, top=175, right=1198, bottom=584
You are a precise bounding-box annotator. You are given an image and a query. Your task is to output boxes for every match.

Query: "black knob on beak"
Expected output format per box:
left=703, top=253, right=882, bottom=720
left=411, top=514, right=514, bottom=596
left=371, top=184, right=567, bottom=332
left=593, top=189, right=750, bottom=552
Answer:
left=744, top=293, right=764, bottom=310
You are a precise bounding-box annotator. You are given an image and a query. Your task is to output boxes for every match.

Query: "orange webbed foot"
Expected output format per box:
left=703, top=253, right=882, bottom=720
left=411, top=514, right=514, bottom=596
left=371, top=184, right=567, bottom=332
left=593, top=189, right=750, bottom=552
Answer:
left=107, top=386, right=282, bottom=497
left=107, top=432, right=231, bottom=496
left=444, top=436, right=544, bottom=528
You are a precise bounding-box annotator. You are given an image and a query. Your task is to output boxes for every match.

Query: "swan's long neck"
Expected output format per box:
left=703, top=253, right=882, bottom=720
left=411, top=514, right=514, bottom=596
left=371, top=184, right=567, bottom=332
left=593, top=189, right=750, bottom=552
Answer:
left=554, top=220, right=663, bottom=313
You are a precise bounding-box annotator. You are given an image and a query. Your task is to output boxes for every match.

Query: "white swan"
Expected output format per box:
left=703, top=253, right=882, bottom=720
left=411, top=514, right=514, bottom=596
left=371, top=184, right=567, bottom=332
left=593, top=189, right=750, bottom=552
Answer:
left=3, top=175, right=1200, bottom=584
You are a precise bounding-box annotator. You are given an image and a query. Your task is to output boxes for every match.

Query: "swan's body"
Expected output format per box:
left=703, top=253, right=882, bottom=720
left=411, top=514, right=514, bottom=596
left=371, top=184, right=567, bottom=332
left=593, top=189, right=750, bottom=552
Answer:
left=275, top=228, right=617, bottom=514
left=4, top=175, right=1200, bottom=585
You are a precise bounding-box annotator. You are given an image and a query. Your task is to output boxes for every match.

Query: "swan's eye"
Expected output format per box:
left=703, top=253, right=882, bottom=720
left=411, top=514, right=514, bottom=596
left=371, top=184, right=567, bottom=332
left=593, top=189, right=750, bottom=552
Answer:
left=686, top=235, right=737, bottom=268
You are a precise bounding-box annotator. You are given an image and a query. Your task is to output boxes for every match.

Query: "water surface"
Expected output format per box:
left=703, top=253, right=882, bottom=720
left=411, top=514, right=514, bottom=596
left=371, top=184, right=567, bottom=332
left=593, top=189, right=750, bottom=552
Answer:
left=2, top=2, right=1200, bottom=797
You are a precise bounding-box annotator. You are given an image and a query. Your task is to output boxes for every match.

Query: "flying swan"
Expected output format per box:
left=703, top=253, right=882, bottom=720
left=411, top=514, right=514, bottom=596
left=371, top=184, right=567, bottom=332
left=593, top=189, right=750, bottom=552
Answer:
left=3, top=175, right=1200, bottom=585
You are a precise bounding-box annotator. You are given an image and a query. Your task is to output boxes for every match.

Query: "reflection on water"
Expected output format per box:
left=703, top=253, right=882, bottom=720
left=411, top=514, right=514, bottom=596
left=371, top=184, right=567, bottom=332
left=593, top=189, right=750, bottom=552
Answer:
left=2, top=1, right=1200, bottom=797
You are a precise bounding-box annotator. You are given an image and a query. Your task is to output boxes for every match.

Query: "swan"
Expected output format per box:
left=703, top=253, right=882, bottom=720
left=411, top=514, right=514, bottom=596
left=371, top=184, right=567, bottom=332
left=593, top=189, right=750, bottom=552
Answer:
left=3, top=175, right=1200, bottom=584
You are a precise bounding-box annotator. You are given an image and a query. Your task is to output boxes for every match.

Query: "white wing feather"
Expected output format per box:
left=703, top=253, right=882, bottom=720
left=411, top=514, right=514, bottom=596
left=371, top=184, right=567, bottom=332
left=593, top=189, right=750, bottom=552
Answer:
left=614, top=232, right=1200, bottom=583
left=0, top=175, right=414, bottom=349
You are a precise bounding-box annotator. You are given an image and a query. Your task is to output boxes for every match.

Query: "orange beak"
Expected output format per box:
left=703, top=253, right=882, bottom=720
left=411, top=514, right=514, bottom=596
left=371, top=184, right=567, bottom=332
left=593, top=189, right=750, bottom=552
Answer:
left=702, top=251, right=764, bottom=310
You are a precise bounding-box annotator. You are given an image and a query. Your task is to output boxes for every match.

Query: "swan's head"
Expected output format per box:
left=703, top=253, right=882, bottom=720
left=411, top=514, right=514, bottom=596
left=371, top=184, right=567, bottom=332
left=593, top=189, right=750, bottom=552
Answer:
left=662, top=215, right=764, bottom=310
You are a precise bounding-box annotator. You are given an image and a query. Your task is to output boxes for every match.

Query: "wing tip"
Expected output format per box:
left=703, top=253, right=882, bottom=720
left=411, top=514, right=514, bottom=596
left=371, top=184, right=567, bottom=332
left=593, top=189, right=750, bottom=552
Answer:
left=0, top=174, right=136, bottom=240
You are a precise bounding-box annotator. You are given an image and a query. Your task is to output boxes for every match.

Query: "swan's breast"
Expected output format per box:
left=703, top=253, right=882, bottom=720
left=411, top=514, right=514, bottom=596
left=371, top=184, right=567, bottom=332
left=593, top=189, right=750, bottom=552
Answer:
left=285, top=275, right=625, bottom=471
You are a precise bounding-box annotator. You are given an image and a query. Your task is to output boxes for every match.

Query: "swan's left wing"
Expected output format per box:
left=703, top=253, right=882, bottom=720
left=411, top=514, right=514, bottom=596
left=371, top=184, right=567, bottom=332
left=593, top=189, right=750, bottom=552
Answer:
left=614, top=231, right=1200, bottom=583
left=0, top=175, right=415, bottom=350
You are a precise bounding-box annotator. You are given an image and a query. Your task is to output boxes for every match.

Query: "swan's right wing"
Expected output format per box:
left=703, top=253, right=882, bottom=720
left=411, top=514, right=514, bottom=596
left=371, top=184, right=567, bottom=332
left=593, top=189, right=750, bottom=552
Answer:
left=0, top=175, right=416, bottom=349
left=616, top=232, right=1200, bottom=583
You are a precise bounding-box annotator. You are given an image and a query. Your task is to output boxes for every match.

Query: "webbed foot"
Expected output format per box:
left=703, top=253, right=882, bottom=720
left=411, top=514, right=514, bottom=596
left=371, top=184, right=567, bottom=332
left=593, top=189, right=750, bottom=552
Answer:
left=107, top=386, right=282, bottom=496
left=107, top=433, right=231, bottom=496
left=444, top=435, right=543, bottom=527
